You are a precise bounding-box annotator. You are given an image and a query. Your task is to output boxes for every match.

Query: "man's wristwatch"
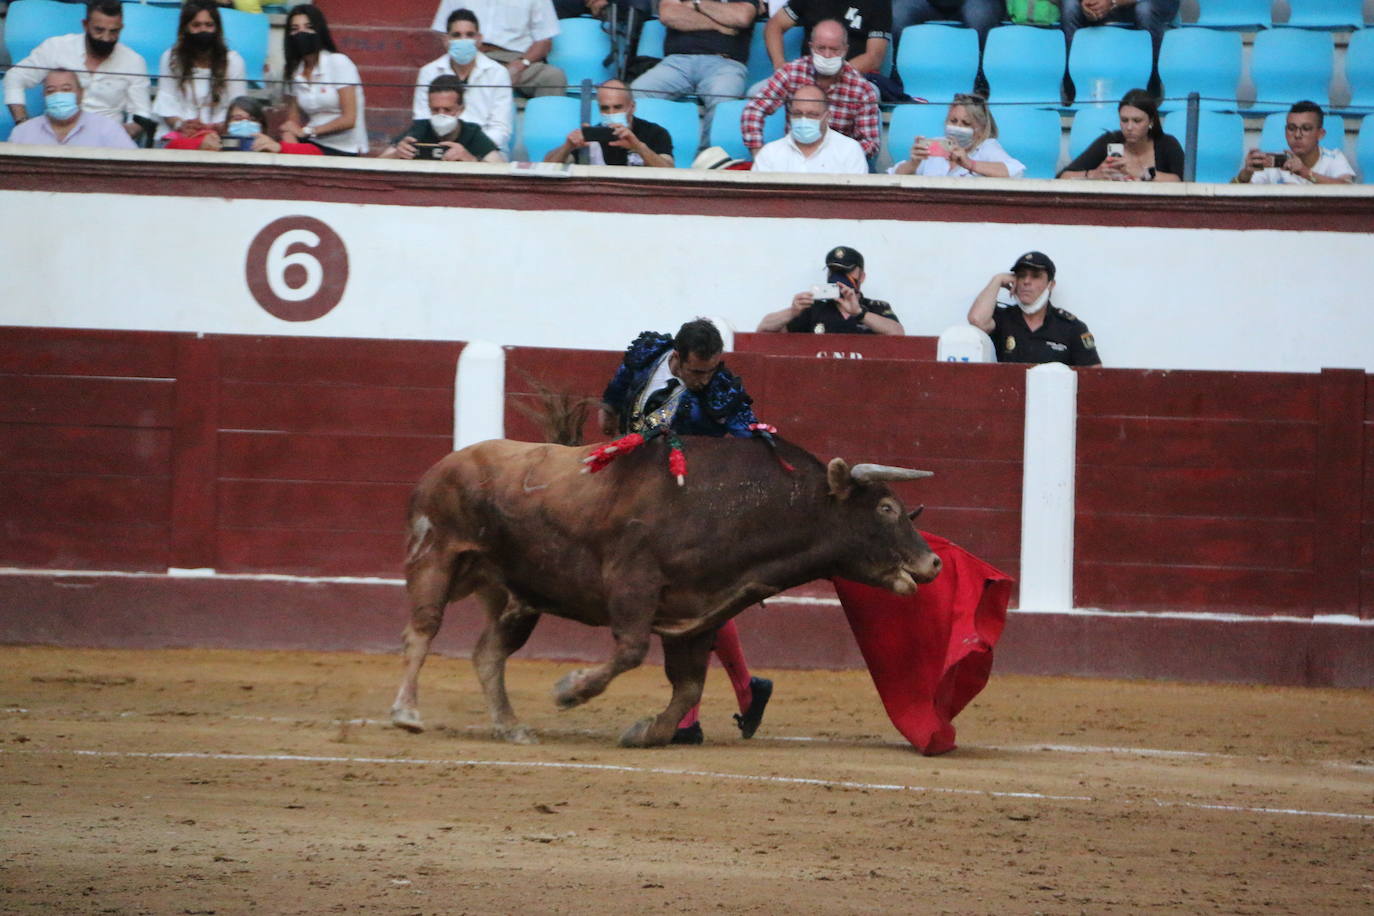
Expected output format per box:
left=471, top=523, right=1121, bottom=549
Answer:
left=520, top=57, right=531, bottom=66
left=301, top=125, right=316, bottom=139
left=852, top=305, right=868, bottom=322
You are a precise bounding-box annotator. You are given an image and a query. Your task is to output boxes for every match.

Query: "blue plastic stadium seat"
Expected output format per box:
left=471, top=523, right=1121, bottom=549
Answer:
left=637, top=19, right=666, bottom=59
left=220, top=7, right=270, bottom=87
left=1157, top=27, right=1242, bottom=112
left=982, top=25, right=1066, bottom=107
left=1248, top=29, right=1334, bottom=113
left=883, top=102, right=948, bottom=164
left=706, top=98, right=784, bottom=160
left=1282, top=0, right=1363, bottom=30
left=519, top=95, right=582, bottom=162
left=1066, top=104, right=1122, bottom=161
left=1258, top=110, right=1346, bottom=151
left=1067, top=27, right=1153, bottom=110
left=118, top=3, right=180, bottom=80
left=988, top=104, right=1061, bottom=177
left=1189, top=0, right=1272, bottom=30
left=547, top=17, right=613, bottom=93
left=895, top=24, right=979, bottom=105
left=1163, top=109, right=1244, bottom=181
left=0, top=104, right=14, bottom=142
left=4, top=0, right=86, bottom=63
left=745, top=23, right=803, bottom=88
left=1342, top=30, right=1374, bottom=114
left=1357, top=116, right=1374, bottom=182
left=631, top=96, right=700, bottom=164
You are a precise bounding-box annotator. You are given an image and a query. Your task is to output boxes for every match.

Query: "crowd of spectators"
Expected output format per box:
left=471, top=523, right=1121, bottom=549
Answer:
left=0, top=0, right=1361, bottom=185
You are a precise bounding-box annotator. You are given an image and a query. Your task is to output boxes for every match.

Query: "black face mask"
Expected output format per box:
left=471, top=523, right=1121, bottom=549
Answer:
left=288, top=31, right=321, bottom=57
left=185, top=31, right=216, bottom=51
left=87, top=35, right=116, bottom=56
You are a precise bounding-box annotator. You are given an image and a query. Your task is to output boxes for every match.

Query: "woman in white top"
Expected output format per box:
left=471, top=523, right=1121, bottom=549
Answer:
left=153, top=0, right=246, bottom=142
left=279, top=4, right=367, bottom=155
left=890, top=93, right=1025, bottom=179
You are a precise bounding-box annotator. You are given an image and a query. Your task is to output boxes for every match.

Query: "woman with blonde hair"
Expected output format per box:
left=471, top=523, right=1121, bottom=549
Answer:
left=890, top=93, right=1025, bottom=178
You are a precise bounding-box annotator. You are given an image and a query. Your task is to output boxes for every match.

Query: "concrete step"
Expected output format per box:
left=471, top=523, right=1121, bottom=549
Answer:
left=333, top=23, right=443, bottom=73
left=320, top=0, right=436, bottom=28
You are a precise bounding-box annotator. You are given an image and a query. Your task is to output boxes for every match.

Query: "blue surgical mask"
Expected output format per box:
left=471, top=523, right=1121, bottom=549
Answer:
left=226, top=119, right=260, bottom=138
left=602, top=111, right=628, bottom=127
left=448, top=38, right=478, bottom=65
left=944, top=123, right=976, bottom=148
left=45, top=91, right=80, bottom=120
left=791, top=116, right=823, bottom=145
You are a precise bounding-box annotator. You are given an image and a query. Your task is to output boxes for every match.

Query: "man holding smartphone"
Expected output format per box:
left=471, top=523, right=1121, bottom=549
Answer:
left=756, top=246, right=904, bottom=335
left=381, top=75, right=505, bottom=163
left=543, top=79, right=674, bottom=167
left=1234, top=100, right=1355, bottom=186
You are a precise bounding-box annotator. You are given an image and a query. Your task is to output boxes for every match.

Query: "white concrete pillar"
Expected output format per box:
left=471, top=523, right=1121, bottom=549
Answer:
left=1018, top=362, right=1079, bottom=611
left=453, top=340, right=505, bottom=451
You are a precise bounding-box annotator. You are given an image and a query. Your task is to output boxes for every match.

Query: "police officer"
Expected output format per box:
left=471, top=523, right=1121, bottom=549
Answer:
left=968, top=251, right=1101, bottom=366
left=757, top=246, right=904, bottom=335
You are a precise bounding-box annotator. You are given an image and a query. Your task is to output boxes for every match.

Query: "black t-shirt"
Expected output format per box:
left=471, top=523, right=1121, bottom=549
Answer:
left=990, top=303, right=1101, bottom=366
left=783, top=0, right=892, bottom=61
left=596, top=116, right=673, bottom=166
left=785, top=295, right=899, bottom=334
left=1061, top=130, right=1185, bottom=179
left=665, top=0, right=754, bottom=62
left=395, top=119, right=498, bottom=160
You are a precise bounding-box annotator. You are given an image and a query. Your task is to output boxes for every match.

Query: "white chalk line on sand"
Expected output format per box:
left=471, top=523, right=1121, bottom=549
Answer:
left=4, top=746, right=1371, bottom=823
left=6, top=706, right=1372, bottom=774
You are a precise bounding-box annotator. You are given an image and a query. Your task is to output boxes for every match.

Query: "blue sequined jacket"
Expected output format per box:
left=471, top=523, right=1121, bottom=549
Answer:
left=601, top=332, right=757, bottom=438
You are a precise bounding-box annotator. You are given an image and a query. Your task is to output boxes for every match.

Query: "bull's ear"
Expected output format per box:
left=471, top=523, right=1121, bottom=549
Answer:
left=826, top=458, right=853, bottom=499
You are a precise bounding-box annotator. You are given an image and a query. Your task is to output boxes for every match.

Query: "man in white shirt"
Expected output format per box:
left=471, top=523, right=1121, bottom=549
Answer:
left=3, top=0, right=152, bottom=142
left=8, top=67, right=137, bottom=149
left=430, top=0, right=566, bottom=98
left=413, top=8, right=514, bottom=151
left=751, top=83, right=867, bottom=174
left=1234, top=100, right=1356, bottom=186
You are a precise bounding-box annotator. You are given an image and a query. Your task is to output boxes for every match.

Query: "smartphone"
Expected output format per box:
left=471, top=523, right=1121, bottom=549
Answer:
left=219, top=136, right=253, bottom=152
left=1106, top=142, right=1124, bottom=159
left=926, top=139, right=948, bottom=158
left=1267, top=152, right=1288, bottom=168
left=412, top=142, right=445, bottom=160
left=582, top=126, right=616, bottom=144
left=810, top=283, right=841, bottom=302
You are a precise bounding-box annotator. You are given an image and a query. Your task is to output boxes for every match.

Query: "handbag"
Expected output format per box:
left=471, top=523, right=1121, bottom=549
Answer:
left=1006, top=0, right=1060, bottom=25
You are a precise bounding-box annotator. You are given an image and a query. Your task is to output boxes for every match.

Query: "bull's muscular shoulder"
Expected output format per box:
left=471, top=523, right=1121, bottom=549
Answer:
left=623, top=332, right=675, bottom=370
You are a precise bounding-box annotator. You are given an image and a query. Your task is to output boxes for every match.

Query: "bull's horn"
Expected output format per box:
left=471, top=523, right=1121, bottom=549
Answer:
left=849, top=464, right=934, bottom=482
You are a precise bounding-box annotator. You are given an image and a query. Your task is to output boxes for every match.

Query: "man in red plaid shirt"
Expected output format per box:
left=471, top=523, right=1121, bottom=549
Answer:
left=740, top=19, right=879, bottom=159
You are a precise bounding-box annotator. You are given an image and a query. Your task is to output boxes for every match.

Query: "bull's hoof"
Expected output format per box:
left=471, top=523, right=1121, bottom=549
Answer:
left=495, top=723, right=538, bottom=745
left=552, top=669, right=591, bottom=710
left=390, top=705, right=424, bottom=733
left=618, top=716, right=657, bottom=748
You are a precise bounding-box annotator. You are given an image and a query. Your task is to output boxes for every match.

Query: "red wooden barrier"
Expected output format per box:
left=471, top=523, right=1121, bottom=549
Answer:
left=733, top=333, right=939, bottom=361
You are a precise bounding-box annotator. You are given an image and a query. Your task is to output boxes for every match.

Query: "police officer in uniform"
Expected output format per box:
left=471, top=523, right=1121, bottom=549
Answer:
left=756, top=246, right=905, bottom=335
left=967, top=251, right=1100, bottom=367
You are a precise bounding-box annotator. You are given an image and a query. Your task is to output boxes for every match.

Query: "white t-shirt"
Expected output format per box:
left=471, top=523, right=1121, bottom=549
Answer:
left=2, top=33, right=152, bottom=122
left=889, top=137, right=1026, bottom=179
left=412, top=52, right=513, bottom=150
left=1248, top=147, right=1355, bottom=184
left=752, top=129, right=869, bottom=175
left=153, top=49, right=247, bottom=138
left=430, top=0, right=559, bottom=53
left=289, top=49, right=368, bottom=154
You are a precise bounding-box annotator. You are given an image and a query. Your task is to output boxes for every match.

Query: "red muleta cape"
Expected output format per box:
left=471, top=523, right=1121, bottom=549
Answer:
left=833, top=532, right=1013, bottom=756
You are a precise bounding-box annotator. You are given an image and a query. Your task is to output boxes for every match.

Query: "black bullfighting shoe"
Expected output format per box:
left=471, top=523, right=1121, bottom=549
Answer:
left=733, top=677, right=773, bottom=739
left=672, top=722, right=704, bottom=745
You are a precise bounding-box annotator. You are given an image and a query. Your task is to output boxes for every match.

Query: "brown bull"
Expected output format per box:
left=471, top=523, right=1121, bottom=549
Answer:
left=389, top=435, right=941, bottom=747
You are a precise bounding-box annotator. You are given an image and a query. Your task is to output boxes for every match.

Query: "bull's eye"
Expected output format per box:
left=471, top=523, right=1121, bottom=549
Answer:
left=878, top=502, right=897, bottom=516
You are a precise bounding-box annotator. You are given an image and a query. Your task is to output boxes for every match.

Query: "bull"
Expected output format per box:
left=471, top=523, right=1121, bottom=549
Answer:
left=389, top=434, right=941, bottom=747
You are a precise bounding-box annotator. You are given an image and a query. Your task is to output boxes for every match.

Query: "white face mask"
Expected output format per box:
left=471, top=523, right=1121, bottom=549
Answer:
left=429, top=113, right=460, bottom=136
left=1020, top=285, right=1051, bottom=315
left=811, top=52, right=843, bottom=76
left=944, top=123, right=976, bottom=149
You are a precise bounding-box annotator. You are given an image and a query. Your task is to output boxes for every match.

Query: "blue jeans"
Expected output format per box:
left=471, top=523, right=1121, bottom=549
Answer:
left=892, top=0, right=1003, bottom=48
left=631, top=53, right=748, bottom=150
left=1062, top=0, right=1181, bottom=63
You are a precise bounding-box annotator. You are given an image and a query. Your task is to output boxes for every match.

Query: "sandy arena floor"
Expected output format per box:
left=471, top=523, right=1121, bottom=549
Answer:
left=1, top=646, right=1371, bottom=915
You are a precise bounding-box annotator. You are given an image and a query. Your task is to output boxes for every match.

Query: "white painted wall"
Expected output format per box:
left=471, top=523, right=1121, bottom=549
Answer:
left=2, top=165, right=1372, bottom=373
